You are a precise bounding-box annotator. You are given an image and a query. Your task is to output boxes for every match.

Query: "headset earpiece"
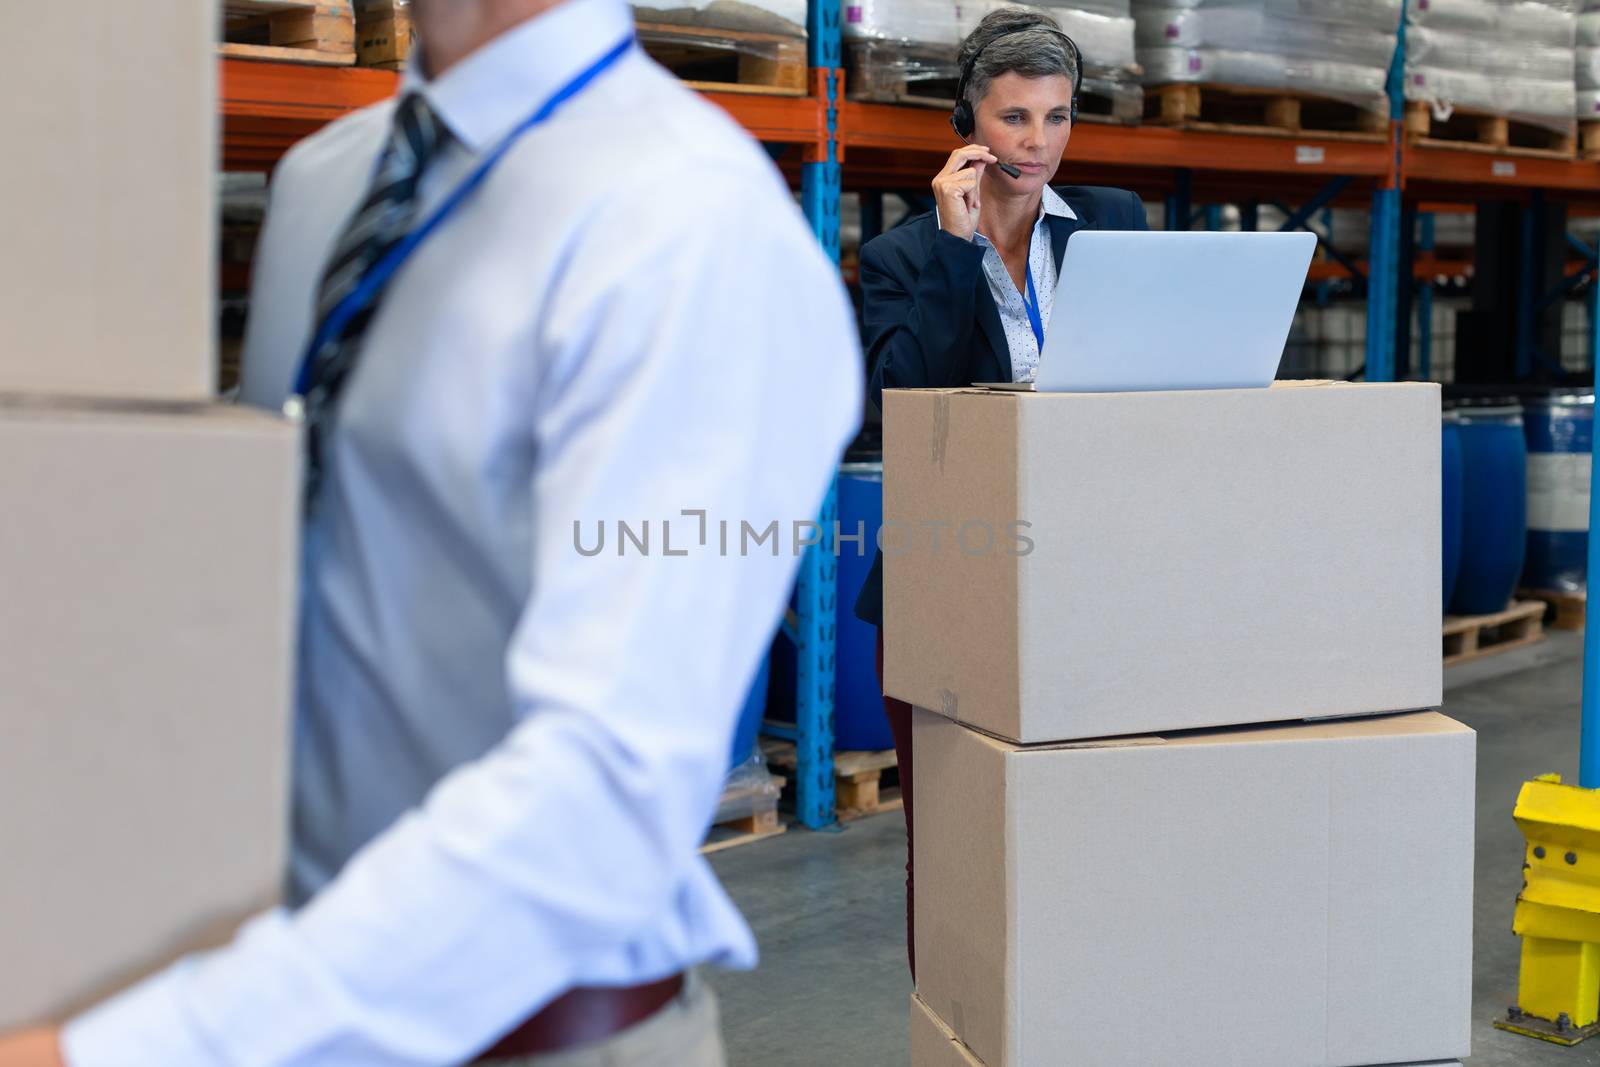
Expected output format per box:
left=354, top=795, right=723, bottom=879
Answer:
left=950, top=99, right=976, bottom=140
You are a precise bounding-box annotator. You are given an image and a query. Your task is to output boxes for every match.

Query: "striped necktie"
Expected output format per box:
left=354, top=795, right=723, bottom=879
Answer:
left=298, top=91, right=448, bottom=503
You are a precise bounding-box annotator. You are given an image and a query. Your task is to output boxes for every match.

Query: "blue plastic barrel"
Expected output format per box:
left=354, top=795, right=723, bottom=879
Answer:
left=834, top=463, right=894, bottom=751
left=1441, top=415, right=1464, bottom=613
left=1521, top=393, right=1593, bottom=594
left=1451, top=405, right=1528, bottom=616
left=761, top=463, right=896, bottom=752
left=728, top=652, right=772, bottom=771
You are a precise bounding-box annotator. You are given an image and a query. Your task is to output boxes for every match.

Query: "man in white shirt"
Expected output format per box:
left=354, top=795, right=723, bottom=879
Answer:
left=0, top=0, right=862, bottom=1063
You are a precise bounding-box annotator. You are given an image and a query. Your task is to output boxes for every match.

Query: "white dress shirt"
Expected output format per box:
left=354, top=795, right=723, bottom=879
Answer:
left=61, top=1, right=862, bottom=1063
left=973, top=186, right=1075, bottom=383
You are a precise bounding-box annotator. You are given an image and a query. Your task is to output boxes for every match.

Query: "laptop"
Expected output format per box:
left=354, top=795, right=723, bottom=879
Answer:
left=975, top=230, right=1317, bottom=393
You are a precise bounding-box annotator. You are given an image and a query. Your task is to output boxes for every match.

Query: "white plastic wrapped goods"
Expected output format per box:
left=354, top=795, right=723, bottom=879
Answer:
left=844, top=0, right=955, bottom=44
left=1581, top=45, right=1600, bottom=89
left=1051, top=7, right=1138, bottom=68
left=1130, top=0, right=1396, bottom=105
left=1410, top=25, right=1574, bottom=80
left=1135, top=7, right=1396, bottom=67
left=1581, top=86, right=1600, bottom=117
left=1137, top=0, right=1401, bottom=29
left=635, top=0, right=806, bottom=36
left=1411, top=0, right=1576, bottom=43
left=1139, top=46, right=1389, bottom=100
left=1036, top=0, right=1131, bottom=14
left=844, top=0, right=1135, bottom=74
left=1410, top=65, right=1577, bottom=118
left=1406, top=0, right=1578, bottom=127
left=1502, top=0, right=1580, bottom=45
left=1407, top=0, right=1498, bottom=32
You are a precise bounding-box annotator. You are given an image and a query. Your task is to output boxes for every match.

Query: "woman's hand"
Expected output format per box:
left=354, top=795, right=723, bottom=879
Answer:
left=0, top=1028, right=64, bottom=1067
left=933, top=144, right=998, bottom=242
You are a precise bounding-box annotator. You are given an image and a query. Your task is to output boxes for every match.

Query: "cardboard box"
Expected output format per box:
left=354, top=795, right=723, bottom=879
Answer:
left=882, top=382, right=1442, bottom=743
left=910, top=993, right=1464, bottom=1067
left=0, top=401, right=300, bottom=1027
left=357, top=11, right=414, bottom=67
left=1, top=3, right=215, bottom=400
left=911, top=992, right=985, bottom=1067
left=914, top=709, right=1475, bottom=1067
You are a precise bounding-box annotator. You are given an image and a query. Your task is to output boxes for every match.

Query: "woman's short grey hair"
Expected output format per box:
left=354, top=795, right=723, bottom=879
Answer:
left=958, top=9, right=1079, bottom=109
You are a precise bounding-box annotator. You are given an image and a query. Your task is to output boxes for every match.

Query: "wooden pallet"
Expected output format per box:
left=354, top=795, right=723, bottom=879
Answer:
left=1146, top=83, right=1388, bottom=141
left=1519, top=587, right=1587, bottom=631
left=1443, top=600, right=1547, bottom=666
left=1584, top=123, right=1600, bottom=161
left=762, top=740, right=902, bottom=821
left=1405, top=101, right=1576, bottom=158
left=221, top=0, right=355, bottom=66
left=354, top=0, right=413, bottom=70
left=843, top=42, right=1141, bottom=124
left=636, top=22, right=805, bottom=97
left=700, top=773, right=787, bottom=855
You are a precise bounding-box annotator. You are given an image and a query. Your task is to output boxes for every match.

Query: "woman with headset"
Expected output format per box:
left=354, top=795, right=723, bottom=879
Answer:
left=854, top=7, right=1148, bottom=977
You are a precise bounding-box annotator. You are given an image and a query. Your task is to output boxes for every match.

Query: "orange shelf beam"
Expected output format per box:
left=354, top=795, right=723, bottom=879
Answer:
left=220, top=58, right=398, bottom=169
left=1305, top=254, right=1476, bottom=283
left=838, top=102, right=1393, bottom=175
left=701, top=91, right=826, bottom=152
left=219, top=58, right=1600, bottom=209
left=1405, top=144, right=1600, bottom=202
left=220, top=58, right=826, bottom=170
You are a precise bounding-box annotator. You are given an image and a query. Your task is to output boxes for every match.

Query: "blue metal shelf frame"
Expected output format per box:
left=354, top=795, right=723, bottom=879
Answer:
left=1578, top=233, right=1600, bottom=788
left=785, top=0, right=845, bottom=830
left=1363, top=0, right=1407, bottom=384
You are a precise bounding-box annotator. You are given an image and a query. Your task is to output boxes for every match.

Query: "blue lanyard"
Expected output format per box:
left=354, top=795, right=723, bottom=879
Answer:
left=1023, top=263, right=1045, bottom=354
left=291, top=35, right=635, bottom=400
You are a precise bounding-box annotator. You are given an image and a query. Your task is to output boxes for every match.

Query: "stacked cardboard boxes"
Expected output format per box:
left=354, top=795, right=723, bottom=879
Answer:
left=0, top=3, right=301, bottom=1030
left=883, top=382, right=1475, bottom=1066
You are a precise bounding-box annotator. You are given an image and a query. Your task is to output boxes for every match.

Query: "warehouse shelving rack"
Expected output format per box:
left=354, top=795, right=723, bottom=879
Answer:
left=218, top=0, right=1600, bottom=824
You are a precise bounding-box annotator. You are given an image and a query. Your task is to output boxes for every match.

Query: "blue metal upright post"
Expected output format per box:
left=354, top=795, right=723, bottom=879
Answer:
left=1364, top=0, right=1406, bottom=383
left=1165, top=169, right=1192, bottom=232
left=793, top=482, right=839, bottom=827
left=793, top=0, right=843, bottom=829
left=1584, top=261, right=1600, bottom=789
left=1366, top=188, right=1400, bottom=382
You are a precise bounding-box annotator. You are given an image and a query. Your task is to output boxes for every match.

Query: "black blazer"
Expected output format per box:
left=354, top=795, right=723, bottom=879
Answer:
left=854, top=185, right=1150, bottom=627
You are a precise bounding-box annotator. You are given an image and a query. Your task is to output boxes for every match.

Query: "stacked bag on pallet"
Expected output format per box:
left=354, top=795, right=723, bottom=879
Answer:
left=635, top=0, right=805, bottom=36
left=1406, top=0, right=1578, bottom=132
left=0, top=2, right=302, bottom=1030
left=843, top=0, right=1142, bottom=120
left=1131, top=0, right=1401, bottom=112
left=632, top=0, right=807, bottom=89
left=1033, top=1, right=1145, bottom=117
left=353, top=0, right=809, bottom=75
left=1580, top=1, right=1600, bottom=122
left=885, top=381, right=1475, bottom=1066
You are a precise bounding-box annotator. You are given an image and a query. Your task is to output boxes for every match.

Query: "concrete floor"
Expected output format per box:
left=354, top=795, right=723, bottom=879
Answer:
left=707, top=631, right=1592, bottom=1066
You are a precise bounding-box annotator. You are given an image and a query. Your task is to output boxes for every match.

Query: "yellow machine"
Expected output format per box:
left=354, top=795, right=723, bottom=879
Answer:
left=1496, top=773, right=1600, bottom=1045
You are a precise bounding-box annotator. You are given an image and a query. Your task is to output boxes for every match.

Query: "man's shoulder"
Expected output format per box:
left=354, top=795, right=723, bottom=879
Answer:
left=274, top=99, right=394, bottom=187
left=1052, top=185, right=1146, bottom=228
left=599, top=55, right=777, bottom=174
